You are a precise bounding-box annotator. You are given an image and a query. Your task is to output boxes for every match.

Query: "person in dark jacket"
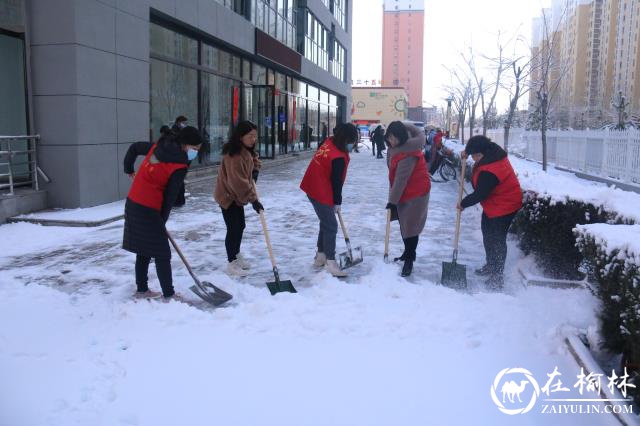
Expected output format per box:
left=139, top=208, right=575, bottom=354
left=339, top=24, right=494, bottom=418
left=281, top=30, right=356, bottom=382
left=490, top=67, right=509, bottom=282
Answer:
left=458, top=135, right=523, bottom=290
left=300, top=123, right=358, bottom=277
left=372, top=125, right=386, bottom=159
left=214, top=121, right=263, bottom=277
left=171, top=115, right=188, bottom=133
left=123, top=126, right=203, bottom=300
left=385, top=121, right=431, bottom=277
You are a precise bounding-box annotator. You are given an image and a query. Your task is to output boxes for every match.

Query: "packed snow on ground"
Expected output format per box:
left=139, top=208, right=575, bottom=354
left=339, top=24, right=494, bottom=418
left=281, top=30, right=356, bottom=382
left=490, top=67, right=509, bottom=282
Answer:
left=14, top=200, right=126, bottom=222
left=0, top=141, right=622, bottom=426
left=444, top=139, right=640, bottom=223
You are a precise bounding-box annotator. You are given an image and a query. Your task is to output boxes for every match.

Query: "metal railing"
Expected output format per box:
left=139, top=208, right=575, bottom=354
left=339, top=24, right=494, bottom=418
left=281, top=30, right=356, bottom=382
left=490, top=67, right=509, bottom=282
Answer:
left=517, top=129, right=640, bottom=186
left=0, top=135, right=43, bottom=195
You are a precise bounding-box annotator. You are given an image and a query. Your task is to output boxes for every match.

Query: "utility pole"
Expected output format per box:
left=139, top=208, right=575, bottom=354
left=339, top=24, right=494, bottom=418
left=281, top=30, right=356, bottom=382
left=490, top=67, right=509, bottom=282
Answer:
left=445, top=95, right=453, bottom=135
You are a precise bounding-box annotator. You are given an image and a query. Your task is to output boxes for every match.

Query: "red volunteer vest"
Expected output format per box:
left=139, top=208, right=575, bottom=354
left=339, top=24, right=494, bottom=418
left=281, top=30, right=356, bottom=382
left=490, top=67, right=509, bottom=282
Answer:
left=127, top=144, right=188, bottom=211
left=472, top=157, right=522, bottom=218
left=300, top=138, right=350, bottom=206
left=389, top=151, right=431, bottom=203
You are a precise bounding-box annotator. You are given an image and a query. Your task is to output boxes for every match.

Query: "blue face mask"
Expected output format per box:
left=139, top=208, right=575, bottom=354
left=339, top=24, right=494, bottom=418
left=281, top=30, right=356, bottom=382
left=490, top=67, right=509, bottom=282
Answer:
left=187, top=149, right=198, bottom=161
left=346, top=143, right=354, bottom=152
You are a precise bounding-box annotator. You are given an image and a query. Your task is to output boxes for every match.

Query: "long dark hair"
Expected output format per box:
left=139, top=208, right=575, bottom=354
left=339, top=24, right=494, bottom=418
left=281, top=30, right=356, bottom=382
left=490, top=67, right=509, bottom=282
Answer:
left=222, top=120, right=258, bottom=156
left=332, top=123, right=358, bottom=153
left=385, top=121, right=409, bottom=146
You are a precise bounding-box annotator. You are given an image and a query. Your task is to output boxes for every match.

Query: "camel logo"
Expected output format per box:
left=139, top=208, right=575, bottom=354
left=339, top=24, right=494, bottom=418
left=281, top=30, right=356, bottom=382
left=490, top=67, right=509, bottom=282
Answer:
left=491, top=368, right=541, bottom=415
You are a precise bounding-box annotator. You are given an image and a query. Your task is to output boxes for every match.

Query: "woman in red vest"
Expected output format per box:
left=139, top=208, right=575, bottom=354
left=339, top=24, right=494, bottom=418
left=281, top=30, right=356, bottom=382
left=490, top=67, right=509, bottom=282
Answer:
left=122, top=126, right=203, bottom=300
left=300, top=123, right=359, bottom=277
left=459, top=135, right=523, bottom=290
left=385, top=121, right=431, bottom=277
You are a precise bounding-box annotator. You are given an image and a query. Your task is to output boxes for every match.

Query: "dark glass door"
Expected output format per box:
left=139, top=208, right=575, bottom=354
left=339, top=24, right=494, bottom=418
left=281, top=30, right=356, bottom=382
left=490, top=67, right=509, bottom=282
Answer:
left=247, top=85, right=275, bottom=159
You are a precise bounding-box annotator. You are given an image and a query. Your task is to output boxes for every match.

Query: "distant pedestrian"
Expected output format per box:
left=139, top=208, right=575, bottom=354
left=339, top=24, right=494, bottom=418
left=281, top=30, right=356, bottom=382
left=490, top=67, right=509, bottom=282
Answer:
left=171, top=115, right=188, bottom=133
left=122, top=126, right=203, bottom=301
left=371, top=125, right=386, bottom=159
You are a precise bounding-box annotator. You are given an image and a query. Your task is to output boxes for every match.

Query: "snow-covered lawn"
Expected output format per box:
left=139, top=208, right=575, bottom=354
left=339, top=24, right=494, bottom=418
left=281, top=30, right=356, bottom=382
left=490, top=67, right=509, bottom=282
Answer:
left=0, top=144, right=620, bottom=425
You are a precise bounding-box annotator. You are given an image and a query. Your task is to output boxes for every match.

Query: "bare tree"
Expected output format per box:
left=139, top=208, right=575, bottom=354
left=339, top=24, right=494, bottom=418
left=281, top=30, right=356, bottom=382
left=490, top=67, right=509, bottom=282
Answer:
left=530, top=6, right=570, bottom=171
left=502, top=54, right=531, bottom=152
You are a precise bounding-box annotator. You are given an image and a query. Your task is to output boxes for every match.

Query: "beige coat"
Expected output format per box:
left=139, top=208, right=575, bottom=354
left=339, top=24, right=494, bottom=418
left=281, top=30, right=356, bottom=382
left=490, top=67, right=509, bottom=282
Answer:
left=387, top=123, right=430, bottom=239
left=214, top=147, right=261, bottom=209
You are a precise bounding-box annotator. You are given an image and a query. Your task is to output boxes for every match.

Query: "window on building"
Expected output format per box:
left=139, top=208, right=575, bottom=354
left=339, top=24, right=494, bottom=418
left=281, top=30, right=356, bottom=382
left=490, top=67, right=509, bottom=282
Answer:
left=251, top=0, right=297, bottom=49
left=305, top=11, right=329, bottom=71
left=331, top=40, right=345, bottom=81
left=332, top=0, right=346, bottom=30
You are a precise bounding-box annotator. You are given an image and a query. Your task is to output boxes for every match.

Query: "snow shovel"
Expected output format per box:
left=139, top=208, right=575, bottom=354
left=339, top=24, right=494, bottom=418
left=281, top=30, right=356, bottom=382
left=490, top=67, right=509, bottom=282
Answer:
left=252, top=183, right=296, bottom=295
left=336, top=210, right=363, bottom=270
left=257, top=209, right=296, bottom=295
left=383, top=209, right=391, bottom=263
left=441, top=157, right=468, bottom=289
left=166, top=230, right=233, bottom=306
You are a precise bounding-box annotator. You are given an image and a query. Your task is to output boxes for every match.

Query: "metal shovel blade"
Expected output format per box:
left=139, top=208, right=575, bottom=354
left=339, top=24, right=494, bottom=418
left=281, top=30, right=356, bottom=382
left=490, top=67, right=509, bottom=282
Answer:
left=338, top=246, right=364, bottom=270
left=267, top=280, right=297, bottom=296
left=441, top=260, right=468, bottom=290
left=266, top=267, right=296, bottom=296
left=189, top=281, right=233, bottom=306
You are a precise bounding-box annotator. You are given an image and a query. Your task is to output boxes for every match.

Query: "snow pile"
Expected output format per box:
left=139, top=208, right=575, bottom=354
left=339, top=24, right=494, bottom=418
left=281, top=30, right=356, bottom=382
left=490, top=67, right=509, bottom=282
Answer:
left=575, top=223, right=640, bottom=264
left=14, top=200, right=125, bottom=222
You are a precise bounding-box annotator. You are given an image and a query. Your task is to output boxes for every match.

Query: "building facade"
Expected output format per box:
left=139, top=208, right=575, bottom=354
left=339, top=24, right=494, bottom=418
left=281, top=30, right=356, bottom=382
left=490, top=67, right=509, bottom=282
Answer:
left=1, top=0, right=352, bottom=208
left=380, top=0, right=424, bottom=109
left=530, top=0, right=640, bottom=128
left=350, top=86, right=408, bottom=126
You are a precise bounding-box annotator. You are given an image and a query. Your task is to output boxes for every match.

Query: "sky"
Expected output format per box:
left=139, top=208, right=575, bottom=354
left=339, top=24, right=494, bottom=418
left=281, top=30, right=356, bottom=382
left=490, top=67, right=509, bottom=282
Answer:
left=351, top=0, right=550, bottom=113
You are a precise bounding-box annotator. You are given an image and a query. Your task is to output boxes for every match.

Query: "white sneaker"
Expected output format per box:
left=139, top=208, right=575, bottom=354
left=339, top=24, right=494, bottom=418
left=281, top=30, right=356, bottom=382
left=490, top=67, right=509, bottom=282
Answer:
left=313, top=252, right=327, bottom=267
left=227, top=259, right=249, bottom=277
left=325, top=259, right=347, bottom=277
left=235, top=253, right=251, bottom=270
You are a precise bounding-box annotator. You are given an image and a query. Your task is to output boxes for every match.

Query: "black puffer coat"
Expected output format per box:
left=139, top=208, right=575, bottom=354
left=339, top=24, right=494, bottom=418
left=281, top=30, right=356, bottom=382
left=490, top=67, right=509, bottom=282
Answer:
left=122, top=137, right=188, bottom=259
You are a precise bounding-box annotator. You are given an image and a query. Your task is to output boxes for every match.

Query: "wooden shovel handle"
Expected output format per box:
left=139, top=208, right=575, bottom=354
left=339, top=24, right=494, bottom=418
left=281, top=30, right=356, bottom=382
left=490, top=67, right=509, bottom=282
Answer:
left=252, top=181, right=277, bottom=269
left=336, top=209, right=350, bottom=241
left=258, top=210, right=277, bottom=269
left=384, top=209, right=391, bottom=257
left=453, top=156, right=467, bottom=251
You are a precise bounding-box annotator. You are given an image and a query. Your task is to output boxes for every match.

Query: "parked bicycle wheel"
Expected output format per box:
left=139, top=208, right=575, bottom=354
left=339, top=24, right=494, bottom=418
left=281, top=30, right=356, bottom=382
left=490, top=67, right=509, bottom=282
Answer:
left=439, top=161, right=457, bottom=181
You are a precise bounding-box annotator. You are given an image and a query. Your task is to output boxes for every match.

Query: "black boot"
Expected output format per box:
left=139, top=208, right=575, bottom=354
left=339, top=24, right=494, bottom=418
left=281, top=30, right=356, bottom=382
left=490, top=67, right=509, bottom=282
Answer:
left=394, top=253, right=407, bottom=263
left=475, top=264, right=493, bottom=276
left=401, top=259, right=414, bottom=277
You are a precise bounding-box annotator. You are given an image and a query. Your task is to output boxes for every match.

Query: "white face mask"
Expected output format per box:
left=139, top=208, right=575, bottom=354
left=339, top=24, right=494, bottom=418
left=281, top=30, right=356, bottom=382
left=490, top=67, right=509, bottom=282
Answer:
left=179, top=122, right=187, bottom=129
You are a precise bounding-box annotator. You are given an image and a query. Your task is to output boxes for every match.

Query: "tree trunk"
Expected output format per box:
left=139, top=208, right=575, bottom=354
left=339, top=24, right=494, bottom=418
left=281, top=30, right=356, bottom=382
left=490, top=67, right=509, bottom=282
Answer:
left=503, top=125, right=511, bottom=153
left=541, top=101, right=548, bottom=172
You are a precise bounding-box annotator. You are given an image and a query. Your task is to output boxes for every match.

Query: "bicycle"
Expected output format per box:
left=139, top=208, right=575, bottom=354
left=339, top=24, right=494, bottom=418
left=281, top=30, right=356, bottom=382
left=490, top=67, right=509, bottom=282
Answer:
left=429, top=148, right=457, bottom=182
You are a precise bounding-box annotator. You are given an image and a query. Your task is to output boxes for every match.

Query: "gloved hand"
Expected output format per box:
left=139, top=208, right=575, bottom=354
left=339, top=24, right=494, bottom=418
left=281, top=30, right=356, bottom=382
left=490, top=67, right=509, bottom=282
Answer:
left=252, top=200, right=264, bottom=213
left=333, top=204, right=341, bottom=214
left=252, top=169, right=259, bottom=183
left=386, top=202, right=396, bottom=210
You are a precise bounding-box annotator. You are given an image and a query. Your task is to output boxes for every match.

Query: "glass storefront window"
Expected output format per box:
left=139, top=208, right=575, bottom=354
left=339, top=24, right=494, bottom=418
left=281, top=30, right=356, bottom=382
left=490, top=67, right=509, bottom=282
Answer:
left=267, top=69, right=275, bottom=85
left=320, top=103, right=329, bottom=142
left=329, top=94, right=337, bottom=107
left=202, top=72, right=238, bottom=163
left=242, top=59, right=251, bottom=81
left=150, top=23, right=197, bottom=64
left=307, top=84, right=319, bottom=101
left=150, top=58, right=198, bottom=139
left=319, top=90, right=328, bottom=104
left=251, top=63, right=266, bottom=84
left=0, top=32, right=27, bottom=135
left=275, top=72, right=287, bottom=91
left=307, top=101, right=319, bottom=148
